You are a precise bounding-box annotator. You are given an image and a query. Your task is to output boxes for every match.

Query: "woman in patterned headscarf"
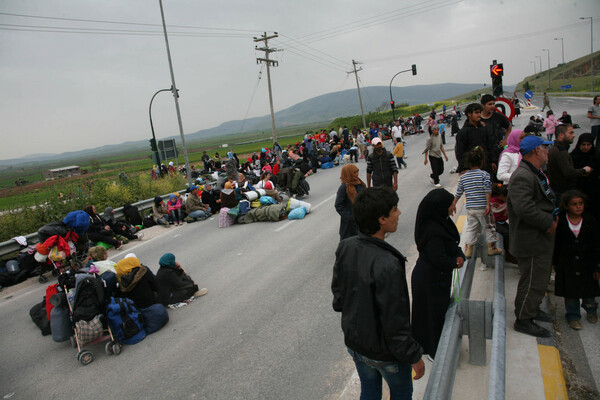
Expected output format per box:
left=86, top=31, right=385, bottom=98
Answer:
left=334, top=164, right=366, bottom=241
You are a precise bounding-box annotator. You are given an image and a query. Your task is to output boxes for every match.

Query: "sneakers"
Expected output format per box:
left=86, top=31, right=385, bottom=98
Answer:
left=587, top=313, right=598, bottom=324
left=514, top=319, right=551, bottom=338
left=194, top=288, right=208, bottom=298
left=184, top=296, right=195, bottom=304
left=168, top=302, right=187, bottom=309
left=568, top=320, right=583, bottom=330
left=534, top=309, right=555, bottom=323
left=115, top=241, right=123, bottom=250
left=136, top=232, right=144, bottom=240
left=429, top=177, right=435, bottom=185
left=434, top=183, right=442, bottom=188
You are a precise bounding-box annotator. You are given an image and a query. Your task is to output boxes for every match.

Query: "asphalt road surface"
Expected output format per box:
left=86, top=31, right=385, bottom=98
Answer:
left=1, top=95, right=596, bottom=399
left=0, top=129, right=451, bottom=400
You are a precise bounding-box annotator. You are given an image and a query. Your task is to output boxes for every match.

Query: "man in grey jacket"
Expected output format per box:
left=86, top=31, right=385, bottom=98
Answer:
left=508, top=135, right=557, bottom=338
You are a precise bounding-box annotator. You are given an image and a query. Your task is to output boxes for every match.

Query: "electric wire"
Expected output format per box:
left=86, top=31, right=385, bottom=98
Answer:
left=0, top=11, right=263, bottom=33
left=240, top=64, right=264, bottom=133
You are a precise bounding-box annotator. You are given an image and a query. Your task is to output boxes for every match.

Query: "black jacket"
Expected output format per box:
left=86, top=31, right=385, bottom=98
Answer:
left=332, top=233, right=423, bottom=364
left=366, top=149, right=397, bottom=187
left=553, top=212, right=600, bottom=298
left=455, top=121, right=495, bottom=173
left=156, top=266, right=197, bottom=305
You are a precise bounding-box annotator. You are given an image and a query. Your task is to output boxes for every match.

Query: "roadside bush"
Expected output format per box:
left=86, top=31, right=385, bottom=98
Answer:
left=0, top=173, right=188, bottom=242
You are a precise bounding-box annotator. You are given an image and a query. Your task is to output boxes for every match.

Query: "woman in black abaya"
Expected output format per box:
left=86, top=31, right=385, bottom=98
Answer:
left=411, top=189, right=465, bottom=360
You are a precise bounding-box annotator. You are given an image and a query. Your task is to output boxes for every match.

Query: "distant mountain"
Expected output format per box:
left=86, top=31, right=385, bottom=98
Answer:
left=185, top=83, right=486, bottom=140
left=1, top=83, right=486, bottom=166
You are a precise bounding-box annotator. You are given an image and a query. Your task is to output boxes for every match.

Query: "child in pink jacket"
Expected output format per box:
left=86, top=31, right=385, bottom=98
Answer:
left=167, top=194, right=182, bottom=225
left=543, top=110, right=559, bottom=141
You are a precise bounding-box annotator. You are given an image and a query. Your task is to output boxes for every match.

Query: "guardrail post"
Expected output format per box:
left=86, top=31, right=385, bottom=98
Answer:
left=463, top=299, right=493, bottom=366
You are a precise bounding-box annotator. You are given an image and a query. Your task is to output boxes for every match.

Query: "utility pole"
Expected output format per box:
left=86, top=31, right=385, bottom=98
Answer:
left=158, top=0, right=192, bottom=186
left=254, top=32, right=279, bottom=144
left=349, top=60, right=367, bottom=130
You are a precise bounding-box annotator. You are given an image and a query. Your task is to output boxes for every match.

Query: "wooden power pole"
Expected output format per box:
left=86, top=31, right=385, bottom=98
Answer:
left=254, top=32, right=279, bottom=144
left=349, top=60, right=367, bottom=130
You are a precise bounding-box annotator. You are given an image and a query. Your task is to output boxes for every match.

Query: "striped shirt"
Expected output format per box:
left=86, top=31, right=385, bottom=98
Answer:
left=455, top=169, right=491, bottom=209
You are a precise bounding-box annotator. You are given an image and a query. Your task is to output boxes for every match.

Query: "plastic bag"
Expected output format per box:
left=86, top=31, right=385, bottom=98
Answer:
left=288, top=206, right=307, bottom=220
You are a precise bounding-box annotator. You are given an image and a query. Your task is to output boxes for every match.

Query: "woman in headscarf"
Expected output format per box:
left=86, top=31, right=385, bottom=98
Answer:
left=334, top=164, right=366, bottom=241
left=411, top=189, right=465, bottom=360
left=570, top=133, right=600, bottom=222
left=496, top=129, right=524, bottom=185
left=151, top=197, right=170, bottom=226
left=156, top=253, right=207, bottom=308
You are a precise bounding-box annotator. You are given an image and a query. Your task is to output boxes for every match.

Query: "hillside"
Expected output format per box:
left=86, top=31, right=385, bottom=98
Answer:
left=516, top=50, right=600, bottom=92
left=1, top=83, right=484, bottom=167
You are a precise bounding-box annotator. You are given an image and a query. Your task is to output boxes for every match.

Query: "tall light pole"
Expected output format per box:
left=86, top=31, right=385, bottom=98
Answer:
left=542, top=49, right=551, bottom=90
left=580, top=17, right=594, bottom=92
left=554, top=37, right=565, bottom=83
left=535, top=56, right=542, bottom=92
left=149, top=87, right=174, bottom=167
left=158, top=0, right=192, bottom=186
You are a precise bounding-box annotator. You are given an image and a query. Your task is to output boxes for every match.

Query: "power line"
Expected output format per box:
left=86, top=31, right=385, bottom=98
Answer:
left=0, top=11, right=263, bottom=33
left=277, top=33, right=348, bottom=65
left=0, top=26, right=253, bottom=38
left=367, top=21, right=587, bottom=64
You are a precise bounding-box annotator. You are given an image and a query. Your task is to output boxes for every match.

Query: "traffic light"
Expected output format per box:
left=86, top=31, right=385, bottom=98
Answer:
left=149, top=138, right=157, bottom=151
left=411, top=64, right=417, bottom=76
left=490, top=63, right=504, bottom=97
left=390, top=100, right=395, bottom=109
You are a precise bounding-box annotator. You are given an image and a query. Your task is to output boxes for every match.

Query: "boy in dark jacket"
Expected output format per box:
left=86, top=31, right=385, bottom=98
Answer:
left=331, top=186, right=424, bottom=399
left=156, top=253, right=207, bottom=309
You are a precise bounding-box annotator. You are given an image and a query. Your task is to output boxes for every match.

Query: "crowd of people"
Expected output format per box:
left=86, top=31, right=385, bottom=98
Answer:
left=331, top=95, right=599, bottom=398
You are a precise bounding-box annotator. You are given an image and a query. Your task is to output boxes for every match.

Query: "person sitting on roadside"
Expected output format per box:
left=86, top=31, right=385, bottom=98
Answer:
left=255, top=171, right=275, bottom=190
left=166, top=194, right=183, bottom=226
left=201, top=182, right=221, bottom=214
left=104, top=207, right=142, bottom=241
left=152, top=197, right=170, bottom=226
left=84, top=246, right=117, bottom=274
left=115, top=255, right=169, bottom=333
left=156, top=253, right=208, bottom=309
left=122, top=203, right=143, bottom=226
left=185, top=185, right=211, bottom=222
left=115, top=256, right=160, bottom=309
left=83, top=205, right=122, bottom=249
left=224, top=175, right=238, bottom=190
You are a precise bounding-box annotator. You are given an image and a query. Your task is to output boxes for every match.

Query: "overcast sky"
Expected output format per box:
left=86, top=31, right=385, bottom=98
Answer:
left=0, top=0, right=597, bottom=160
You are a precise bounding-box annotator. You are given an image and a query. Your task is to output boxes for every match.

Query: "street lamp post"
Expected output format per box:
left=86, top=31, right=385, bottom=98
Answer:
left=554, top=37, right=565, bottom=83
left=542, top=48, right=550, bottom=90
left=159, top=0, right=192, bottom=186
left=389, top=65, right=417, bottom=121
left=535, top=56, right=542, bottom=92
left=580, top=17, right=594, bottom=93
left=149, top=87, right=174, bottom=167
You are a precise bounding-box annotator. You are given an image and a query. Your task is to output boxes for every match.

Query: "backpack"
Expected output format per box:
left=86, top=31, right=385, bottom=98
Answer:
left=72, top=276, right=105, bottom=322
left=142, top=215, right=156, bottom=228
left=106, top=297, right=146, bottom=345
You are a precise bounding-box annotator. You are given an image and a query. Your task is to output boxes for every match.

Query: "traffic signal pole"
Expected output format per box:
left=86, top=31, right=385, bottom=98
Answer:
left=389, top=65, right=417, bottom=121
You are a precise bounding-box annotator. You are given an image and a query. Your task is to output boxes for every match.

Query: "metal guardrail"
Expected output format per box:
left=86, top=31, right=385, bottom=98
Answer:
left=0, top=189, right=188, bottom=258
left=424, top=235, right=506, bottom=399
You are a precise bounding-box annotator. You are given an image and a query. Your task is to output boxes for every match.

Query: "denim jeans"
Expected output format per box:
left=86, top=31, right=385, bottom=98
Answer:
left=564, top=297, right=598, bottom=321
left=347, top=348, right=413, bottom=400
left=168, top=209, right=182, bottom=222
left=188, top=209, right=210, bottom=220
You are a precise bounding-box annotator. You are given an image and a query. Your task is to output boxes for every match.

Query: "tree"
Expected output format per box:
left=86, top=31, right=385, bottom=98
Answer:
left=523, top=81, right=531, bottom=91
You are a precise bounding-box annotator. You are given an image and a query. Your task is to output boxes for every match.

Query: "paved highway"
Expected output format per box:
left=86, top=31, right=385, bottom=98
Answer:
left=0, top=128, right=446, bottom=400
left=1, top=94, right=596, bottom=399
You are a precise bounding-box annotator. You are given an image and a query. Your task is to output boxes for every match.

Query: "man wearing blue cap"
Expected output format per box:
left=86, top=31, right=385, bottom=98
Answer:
left=185, top=186, right=211, bottom=222
left=507, top=135, right=557, bottom=338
